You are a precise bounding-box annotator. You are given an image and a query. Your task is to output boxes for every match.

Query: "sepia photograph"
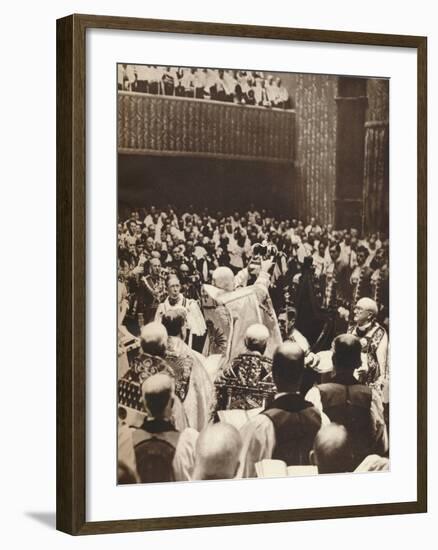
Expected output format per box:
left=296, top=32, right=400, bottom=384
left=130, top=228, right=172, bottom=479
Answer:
left=116, top=63, right=390, bottom=485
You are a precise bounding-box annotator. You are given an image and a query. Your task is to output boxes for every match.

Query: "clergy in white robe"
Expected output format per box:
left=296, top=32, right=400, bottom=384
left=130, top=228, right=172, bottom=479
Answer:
left=162, top=309, right=215, bottom=431
left=201, top=259, right=282, bottom=366
left=155, top=274, right=206, bottom=345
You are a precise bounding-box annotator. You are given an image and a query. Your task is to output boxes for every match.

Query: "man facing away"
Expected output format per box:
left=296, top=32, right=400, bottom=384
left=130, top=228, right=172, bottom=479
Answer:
left=238, top=342, right=329, bottom=478
left=130, top=373, right=198, bottom=483
left=202, top=259, right=281, bottom=361
left=309, top=423, right=355, bottom=474
left=215, top=324, right=275, bottom=411
left=129, top=322, right=187, bottom=431
left=161, top=309, right=215, bottom=431
left=306, top=334, right=388, bottom=469
left=192, top=423, right=243, bottom=480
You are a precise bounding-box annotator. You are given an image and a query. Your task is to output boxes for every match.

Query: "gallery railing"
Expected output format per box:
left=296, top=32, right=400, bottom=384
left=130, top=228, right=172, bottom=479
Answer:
left=118, top=91, right=295, bottom=163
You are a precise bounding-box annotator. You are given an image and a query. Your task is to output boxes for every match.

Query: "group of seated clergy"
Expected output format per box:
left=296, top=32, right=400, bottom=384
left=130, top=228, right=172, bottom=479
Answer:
left=118, top=305, right=389, bottom=484
left=118, top=206, right=389, bottom=484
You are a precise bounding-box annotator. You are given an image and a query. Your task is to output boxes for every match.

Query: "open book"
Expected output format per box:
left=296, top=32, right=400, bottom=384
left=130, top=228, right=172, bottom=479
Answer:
left=255, top=459, right=318, bottom=478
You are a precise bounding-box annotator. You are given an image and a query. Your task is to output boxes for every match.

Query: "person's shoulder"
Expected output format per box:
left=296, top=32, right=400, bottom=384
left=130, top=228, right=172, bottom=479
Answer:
left=242, top=411, right=272, bottom=431
left=369, top=322, right=387, bottom=338
left=306, top=385, right=322, bottom=398
left=180, top=427, right=199, bottom=440
left=177, top=427, right=199, bottom=450
left=316, top=381, right=341, bottom=392
left=189, top=348, right=207, bottom=370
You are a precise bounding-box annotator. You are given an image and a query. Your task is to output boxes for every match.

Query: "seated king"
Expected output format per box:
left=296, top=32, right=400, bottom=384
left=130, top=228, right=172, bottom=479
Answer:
left=215, top=324, right=276, bottom=411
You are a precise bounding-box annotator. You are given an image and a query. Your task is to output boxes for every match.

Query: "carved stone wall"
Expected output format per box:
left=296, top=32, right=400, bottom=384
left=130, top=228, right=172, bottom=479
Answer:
left=366, top=78, right=390, bottom=122
left=363, top=79, right=389, bottom=235
left=363, top=121, right=389, bottom=234
left=291, top=74, right=338, bottom=225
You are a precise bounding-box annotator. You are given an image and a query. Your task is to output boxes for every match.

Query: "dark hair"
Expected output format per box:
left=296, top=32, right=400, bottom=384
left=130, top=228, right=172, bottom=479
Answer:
left=140, top=338, right=166, bottom=358
left=286, top=307, right=297, bottom=323
left=272, top=344, right=305, bottom=389
left=332, top=334, right=362, bottom=371
left=144, top=387, right=172, bottom=418
left=166, top=274, right=180, bottom=287
left=356, top=245, right=369, bottom=257
left=161, top=309, right=187, bottom=337
left=246, top=336, right=267, bottom=355
left=329, top=243, right=341, bottom=254
left=160, top=250, right=168, bottom=263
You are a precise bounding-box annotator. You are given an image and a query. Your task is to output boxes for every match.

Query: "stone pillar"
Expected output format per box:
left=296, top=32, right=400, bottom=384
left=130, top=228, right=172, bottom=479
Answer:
left=334, top=77, right=368, bottom=231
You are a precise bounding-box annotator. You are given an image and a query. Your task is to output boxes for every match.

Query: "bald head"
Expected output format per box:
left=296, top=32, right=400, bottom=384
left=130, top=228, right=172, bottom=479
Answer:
left=354, top=297, right=378, bottom=327
left=357, top=297, right=378, bottom=311
left=311, top=424, right=354, bottom=474
left=332, top=334, right=362, bottom=372
left=272, top=342, right=305, bottom=391
left=140, top=322, right=168, bottom=357
left=212, top=266, right=235, bottom=292
left=192, top=423, right=242, bottom=480
left=141, top=373, right=174, bottom=419
left=245, top=324, right=269, bottom=354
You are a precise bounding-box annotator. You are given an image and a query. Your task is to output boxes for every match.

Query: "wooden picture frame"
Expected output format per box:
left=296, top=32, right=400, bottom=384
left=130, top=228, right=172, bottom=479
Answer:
left=56, top=13, right=427, bottom=535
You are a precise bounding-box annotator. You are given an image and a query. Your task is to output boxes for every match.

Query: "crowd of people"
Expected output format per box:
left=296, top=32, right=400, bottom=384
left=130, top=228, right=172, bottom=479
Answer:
left=118, top=64, right=293, bottom=109
left=117, top=204, right=390, bottom=484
